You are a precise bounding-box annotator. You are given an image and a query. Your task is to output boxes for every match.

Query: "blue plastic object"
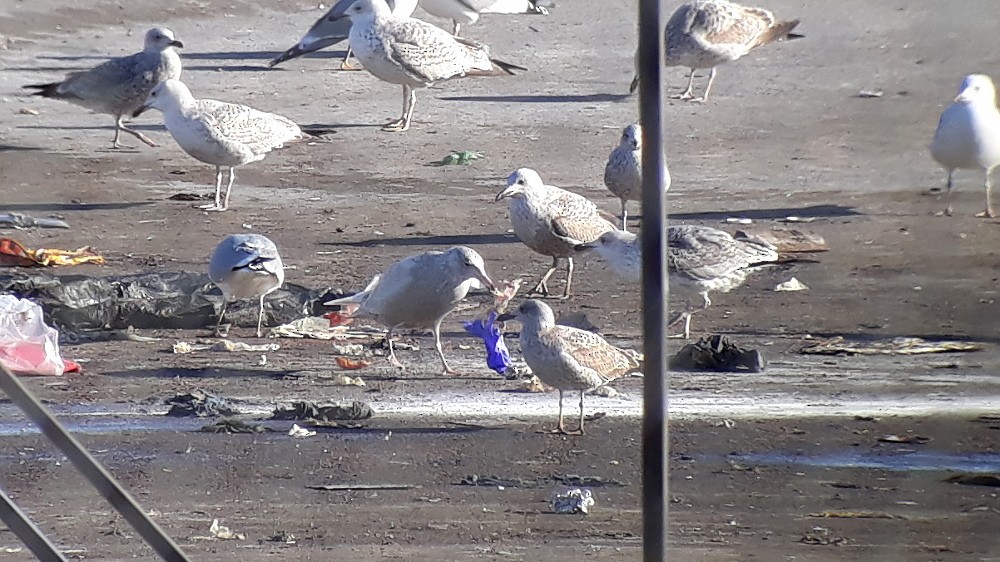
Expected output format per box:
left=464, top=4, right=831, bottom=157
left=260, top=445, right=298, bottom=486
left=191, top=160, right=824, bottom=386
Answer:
left=463, top=311, right=512, bottom=375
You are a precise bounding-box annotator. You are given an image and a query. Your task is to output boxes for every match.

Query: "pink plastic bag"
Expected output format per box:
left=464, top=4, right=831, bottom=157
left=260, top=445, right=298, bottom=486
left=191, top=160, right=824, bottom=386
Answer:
left=0, top=295, right=68, bottom=376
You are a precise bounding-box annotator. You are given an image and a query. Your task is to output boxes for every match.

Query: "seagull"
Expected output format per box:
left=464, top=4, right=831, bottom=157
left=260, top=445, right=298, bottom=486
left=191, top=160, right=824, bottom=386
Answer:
left=575, top=226, right=779, bottom=338
left=208, top=234, right=285, bottom=338
left=327, top=0, right=525, bottom=132
left=133, top=79, right=310, bottom=211
left=929, top=74, right=1000, bottom=218
left=629, top=0, right=801, bottom=102
left=324, top=246, right=497, bottom=374
left=23, top=27, right=183, bottom=148
left=419, top=0, right=550, bottom=37
left=497, top=299, right=640, bottom=434
left=496, top=168, right=617, bottom=300
left=269, top=0, right=419, bottom=70
left=603, top=123, right=670, bottom=231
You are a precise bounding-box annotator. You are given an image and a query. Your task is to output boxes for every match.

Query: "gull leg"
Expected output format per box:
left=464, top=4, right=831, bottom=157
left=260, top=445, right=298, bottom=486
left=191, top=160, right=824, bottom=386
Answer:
left=529, top=257, right=560, bottom=297
left=115, top=115, right=158, bottom=148
left=976, top=168, right=996, bottom=218
left=383, top=85, right=415, bottom=132
left=700, top=291, right=712, bottom=309
left=544, top=389, right=568, bottom=433
left=112, top=121, right=123, bottom=149
left=214, top=301, right=229, bottom=337
left=560, top=257, right=575, bottom=300
left=944, top=170, right=954, bottom=216
left=671, top=68, right=698, bottom=100
left=620, top=199, right=629, bottom=232
left=256, top=294, right=266, bottom=338
left=692, top=68, right=717, bottom=103
left=340, top=46, right=363, bottom=71
left=629, top=73, right=639, bottom=95
left=433, top=316, right=458, bottom=375
left=385, top=327, right=405, bottom=370
left=452, top=21, right=461, bottom=36
left=199, top=167, right=225, bottom=211
left=576, top=389, right=587, bottom=435
left=220, top=167, right=236, bottom=211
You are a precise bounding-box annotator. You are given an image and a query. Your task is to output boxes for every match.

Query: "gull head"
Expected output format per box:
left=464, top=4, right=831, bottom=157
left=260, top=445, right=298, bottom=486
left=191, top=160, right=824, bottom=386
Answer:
left=620, top=123, right=642, bottom=151
left=955, top=74, right=996, bottom=105
left=495, top=168, right=544, bottom=202
left=446, top=246, right=496, bottom=293
left=496, top=299, right=555, bottom=329
left=144, top=27, right=183, bottom=51
left=574, top=229, right=637, bottom=255
left=328, top=0, right=391, bottom=23
left=133, top=79, right=193, bottom=117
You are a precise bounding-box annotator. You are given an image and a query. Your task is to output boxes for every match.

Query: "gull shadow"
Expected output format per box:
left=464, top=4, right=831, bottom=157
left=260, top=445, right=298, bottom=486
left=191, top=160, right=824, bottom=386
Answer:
left=103, top=367, right=290, bottom=379
left=182, top=50, right=346, bottom=61
left=0, top=145, right=45, bottom=152
left=183, top=64, right=272, bottom=73
left=439, top=93, right=632, bottom=104
left=671, top=204, right=862, bottom=221
left=324, top=233, right=519, bottom=248
left=1, top=202, right=154, bottom=212
left=11, top=66, right=89, bottom=73
left=20, top=124, right=165, bottom=132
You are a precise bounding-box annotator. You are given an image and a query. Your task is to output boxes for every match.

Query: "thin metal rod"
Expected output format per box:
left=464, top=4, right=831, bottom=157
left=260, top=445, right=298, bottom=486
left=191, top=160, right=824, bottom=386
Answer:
left=0, top=485, right=68, bottom=562
left=0, top=365, right=191, bottom=562
left=637, top=0, right=669, bottom=558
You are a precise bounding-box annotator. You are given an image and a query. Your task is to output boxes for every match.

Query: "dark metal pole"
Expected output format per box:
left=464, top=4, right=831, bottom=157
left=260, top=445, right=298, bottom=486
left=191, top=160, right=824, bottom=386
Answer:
left=0, top=365, right=191, bottom=562
left=637, top=0, right=669, bottom=558
left=0, top=485, right=68, bottom=562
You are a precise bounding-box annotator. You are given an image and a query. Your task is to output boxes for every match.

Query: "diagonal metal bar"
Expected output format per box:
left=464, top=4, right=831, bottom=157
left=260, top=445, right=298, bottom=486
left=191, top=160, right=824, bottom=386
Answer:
left=0, top=484, right=68, bottom=562
left=637, top=0, right=669, bottom=558
left=0, top=364, right=190, bottom=562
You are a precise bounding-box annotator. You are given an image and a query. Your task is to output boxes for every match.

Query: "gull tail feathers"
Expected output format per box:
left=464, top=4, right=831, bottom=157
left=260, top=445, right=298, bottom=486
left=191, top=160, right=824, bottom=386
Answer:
left=754, top=19, right=801, bottom=48
left=23, top=82, right=76, bottom=100
left=324, top=274, right=381, bottom=306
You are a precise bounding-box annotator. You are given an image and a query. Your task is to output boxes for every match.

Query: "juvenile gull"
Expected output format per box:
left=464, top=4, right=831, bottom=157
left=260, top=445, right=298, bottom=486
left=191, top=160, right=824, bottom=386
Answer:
left=495, top=168, right=616, bottom=300
left=419, top=0, right=550, bottom=37
left=929, top=74, right=1000, bottom=218
left=24, top=27, right=183, bottom=148
left=328, top=0, right=525, bottom=132
left=498, top=299, right=640, bottom=434
left=134, top=79, right=309, bottom=211
left=269, top=0, right=419, bottom=70
left=629, top=0, right=801, bottom=101
left=576, top=226, right=779, bottom=338
left=209, top=234, right=285, bottom=338
left=324, top=246, right=497, bottom=374
left=603, top=123, right=670, bottom=231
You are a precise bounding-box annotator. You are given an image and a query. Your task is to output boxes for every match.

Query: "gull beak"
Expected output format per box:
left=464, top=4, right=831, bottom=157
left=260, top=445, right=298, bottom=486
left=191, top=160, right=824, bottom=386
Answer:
left=574, top=242, right=595, bottom=252
left=476, top=270, right=497, bottom=294
left=132, top=102, right=151, bottom=118
left=496, top=312, right=516, bottom=323
left=494, top=186, right=515, bottom=202
left=169, top=40, right=184, bottom=48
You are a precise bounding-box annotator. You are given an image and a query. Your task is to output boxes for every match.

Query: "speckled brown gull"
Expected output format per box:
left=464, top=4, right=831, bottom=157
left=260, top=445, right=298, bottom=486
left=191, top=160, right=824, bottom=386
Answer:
left=603, top=123, right=670, bottom=231
left=209, top=234, right=285, bottom=338
left=324, top=246, right=496, bottom=374
left=576, top=226, right=779, bottom=338
left=498, top=299, right=640, bottom=434
left=629, top=0, right=801, bottom=101
left=495, top=168, right=617, bottom=300
left=134, top=79, right=308, bottom=212
left=24, top=27, right=183, bottom=148
left=929, top=74, right=1000, bottom=218
left=326, top=0, right=525, bottom=131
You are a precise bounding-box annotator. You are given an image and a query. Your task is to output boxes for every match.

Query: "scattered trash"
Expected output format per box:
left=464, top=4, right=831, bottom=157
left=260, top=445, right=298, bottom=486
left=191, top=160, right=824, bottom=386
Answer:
left=725, top=217, right=752, bottom=225
left=775, top=277, right=809, bottom=292
left=800, top=529, right=849, bottom=546
left=271, top=316, right=383, bottom=341
left=491, top=278, right=524, bottom=314
left=781, top=216, right=817, bottom=223
left=165, top=390, right=240, bottom=417
left=800, top=336, right=980, bottom=356
left=288, top=424, right=316, bottom=438
left=520, top=374, right=551, bottom=392
left=172, top=340, right=280, bottom=354
left=271, top=400, right=373, bottom=421
left=0, top=238, right=104, bottom=267
left=858, top=89, right=884, bottom=98
left=328, top=373, right=366, bottom=387
left=207, top=519, right=245, bottom=541
left=331, top=343, right=366, bottom=355
left=0, top=213, right=70, bottom=230
left=943, top=473, right=1000, bottom=487
left=878, top=434, right=931, bottom=444
left=334, top=356, right=372, bottom=370
left=669, top=335, right=765, bottom=373
left=263, top=531, right=297, bottom=545
left=322, top=311, right=353, bottom=327
left=551, top=488, right=595, bottom=515
left=463, top=311, right=512, bottom=375
left=427, top=150, right=484, bottom=166
left=734, top=227, right=828, bottom=253
left=808, top=511, right=905, bottom=520
left=306, top=483, right=419, bottom=492
left=200, top=419, right=268, bottom=434
left=167, top=193, right=212, bottom=201
left=0, top=295, right=77, bottom=376
left=18, top=107, right=40, bottom=115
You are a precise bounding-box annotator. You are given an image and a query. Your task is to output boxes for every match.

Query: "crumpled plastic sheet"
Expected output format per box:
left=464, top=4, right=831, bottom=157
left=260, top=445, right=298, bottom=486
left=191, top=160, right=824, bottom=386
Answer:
left=0, top=272, right=345, bottom=332
left=463, top=311, right=512, bottom=375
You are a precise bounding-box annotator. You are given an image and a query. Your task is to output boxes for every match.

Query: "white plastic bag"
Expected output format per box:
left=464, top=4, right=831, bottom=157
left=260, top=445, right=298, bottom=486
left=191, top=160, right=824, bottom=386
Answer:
left=0, top=295, right=66, bottom=376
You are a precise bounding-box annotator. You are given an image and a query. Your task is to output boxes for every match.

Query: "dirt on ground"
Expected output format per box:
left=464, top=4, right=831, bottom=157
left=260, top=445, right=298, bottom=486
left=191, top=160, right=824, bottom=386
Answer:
left=2, top=0, right=1000, bottom=559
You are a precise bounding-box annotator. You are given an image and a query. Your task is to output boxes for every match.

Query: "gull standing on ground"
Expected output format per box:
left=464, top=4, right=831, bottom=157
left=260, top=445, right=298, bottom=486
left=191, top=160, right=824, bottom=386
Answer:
left=419, top=0, right=550, bottom=37
left=929, top=74, right=1000, bottom=218
left=134, top=79, right=309, bottom=211
left=209, top=234, right=285, bottom=338
left=496, top=168, right=617, bottom=300
left=498, top=300, right=640, bottom=434
left=603, top=123, right=670, bottom=231
left=24, top=27, right=183, bottom=148
left=629, top=0, right=801, bottom=102
left=327, top=0, right=525, bottom=132
left=269, top=0, right=419, bottom=70
left=324, top=246, right=497, bottom=374
left=575, top=226, right=779, bottom=338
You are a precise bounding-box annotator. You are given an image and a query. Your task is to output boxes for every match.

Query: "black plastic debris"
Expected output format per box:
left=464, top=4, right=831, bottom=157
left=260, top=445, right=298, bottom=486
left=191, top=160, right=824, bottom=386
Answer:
left=271, top=400, right=373, bottom=422
left=200, top=419, right=269, bottom=434
left=165, top=390, right=240, bottom=417
left=669, top=334, right=765, bottom=373
left=0, top=272, right=344, bottom=331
